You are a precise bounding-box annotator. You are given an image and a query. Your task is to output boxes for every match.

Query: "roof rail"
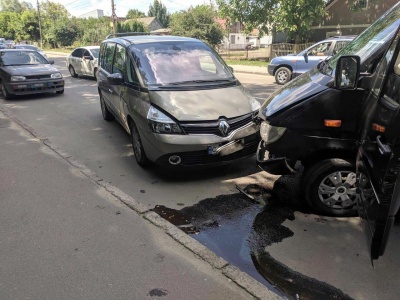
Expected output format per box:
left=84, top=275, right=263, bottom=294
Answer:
left=105, top=32, right=151, bottom=39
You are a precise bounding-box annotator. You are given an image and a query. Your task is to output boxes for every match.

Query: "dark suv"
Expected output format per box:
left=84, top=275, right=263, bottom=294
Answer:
left=97, top=34, right=261, bottom=168
left=268, top=36, right=355, bottom=85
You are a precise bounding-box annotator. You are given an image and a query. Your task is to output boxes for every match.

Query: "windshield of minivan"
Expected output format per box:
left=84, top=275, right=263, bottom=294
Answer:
left=327, top=3, right=400, bottom=73
left=129, top=41, right=234, bottom=86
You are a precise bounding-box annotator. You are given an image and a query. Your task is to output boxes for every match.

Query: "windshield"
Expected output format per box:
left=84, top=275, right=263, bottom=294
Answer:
left=90, top=48, right=99, bottom=58
left=327, top=2, right=400, bottom=73
left=0, top=51, right=49, bottom=66
left=129, top=41, right=234, bottom=86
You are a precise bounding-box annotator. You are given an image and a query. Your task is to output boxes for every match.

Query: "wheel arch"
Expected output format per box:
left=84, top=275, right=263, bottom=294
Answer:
left=273, top=64, right=293, bottom=75
left=301, top=148, right=356, bottom=170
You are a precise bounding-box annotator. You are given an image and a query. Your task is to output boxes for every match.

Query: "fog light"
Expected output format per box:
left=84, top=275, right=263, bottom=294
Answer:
left=169, top=155, right=181, bottom=165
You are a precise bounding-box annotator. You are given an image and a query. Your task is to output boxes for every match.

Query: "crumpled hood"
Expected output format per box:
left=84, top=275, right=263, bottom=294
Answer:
left=1, top=64, right=59, bottom=76
left=259, top=68, right=331, bottom=119
left=149, top=85, right=255, bottom=121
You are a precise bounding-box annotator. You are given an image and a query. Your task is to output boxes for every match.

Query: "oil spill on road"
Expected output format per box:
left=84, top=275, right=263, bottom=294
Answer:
left=152, top=176, right=353, bottom=300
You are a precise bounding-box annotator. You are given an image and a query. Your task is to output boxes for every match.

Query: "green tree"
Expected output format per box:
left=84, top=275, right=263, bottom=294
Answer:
left=124, top=19, right=147, bottom=32
left=148, top=0, right=169, bottom=27
left=0, top=11, right=18, bottom=39
left=0, top=0, right=32, bottom=12
left=47, top=18, right=78, bottom=47
left=126, top=8, right=146, bottom=19
left=216, top=0, right=327, bottom=42
left=169, top=5, right=224, bottom=48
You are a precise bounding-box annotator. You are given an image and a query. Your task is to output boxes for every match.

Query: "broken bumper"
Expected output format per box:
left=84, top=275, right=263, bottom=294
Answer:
left=256, top=140, right=297, bottom=175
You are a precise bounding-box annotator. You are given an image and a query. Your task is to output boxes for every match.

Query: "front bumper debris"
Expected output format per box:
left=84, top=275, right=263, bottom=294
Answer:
left=256, top=140, right=297, bottom=175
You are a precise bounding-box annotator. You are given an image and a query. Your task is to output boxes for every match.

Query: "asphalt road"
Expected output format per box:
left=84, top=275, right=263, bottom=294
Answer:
left=1, top=54, right=399, bottom=300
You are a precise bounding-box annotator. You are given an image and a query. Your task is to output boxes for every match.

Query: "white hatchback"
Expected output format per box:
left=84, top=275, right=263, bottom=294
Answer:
left=66, top=46, right=100, bottom=79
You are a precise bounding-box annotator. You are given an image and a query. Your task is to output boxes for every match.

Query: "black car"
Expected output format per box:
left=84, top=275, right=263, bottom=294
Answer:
left=0, top=49, right=64, bottom=100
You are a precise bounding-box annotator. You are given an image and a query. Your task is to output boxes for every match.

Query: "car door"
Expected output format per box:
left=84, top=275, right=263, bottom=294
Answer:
left=356, top=28, right=400, bottom=260
left=70, top=48, right=83, bottom=75
left=81, top=49, right=94, bottom=76
left=98, top=42, right=117, bottom=114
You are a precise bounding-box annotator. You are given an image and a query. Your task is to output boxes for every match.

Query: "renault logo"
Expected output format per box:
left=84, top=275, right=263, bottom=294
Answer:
left=218, top=120, right=230, bottom=136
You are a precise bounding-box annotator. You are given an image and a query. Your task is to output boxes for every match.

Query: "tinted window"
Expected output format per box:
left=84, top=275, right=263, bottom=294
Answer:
left=103, top=43, right=116, bottom=73
left=127, top=59, right=140, bottom=84
left=72, top=48, right=83, bottom=57
left=112, top=44, right=126, bottom=76
left=129, top=41, right=233, bottom=86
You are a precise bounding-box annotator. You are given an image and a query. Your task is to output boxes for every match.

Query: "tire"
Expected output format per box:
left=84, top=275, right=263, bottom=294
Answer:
left=275, top=67, right=292, bottom=85
left=130, top=121, right=149, bottom=168
left=99, top=93, right=114, bottom=121
left=303, top=158, right=358, bottom=216
left=56, top=89, right=64, bottom=94
left=69, top=65, right=78, bottom=78
left=0, top=81, right=14, bottom=100
left=94, top=68, right=98, bottom=81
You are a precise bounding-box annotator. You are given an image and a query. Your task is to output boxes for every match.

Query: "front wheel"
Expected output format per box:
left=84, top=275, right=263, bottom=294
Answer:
left=1, top=81, right=14, bottom=100
left=274, top=67, right=292, bottom=85
left=69, top=65, right=78, bottom=78
left=130, top=122, right=149, bottom=168
left=303, top=158, right=358, bottom=216
left=99, top=93, right=114, bottom=121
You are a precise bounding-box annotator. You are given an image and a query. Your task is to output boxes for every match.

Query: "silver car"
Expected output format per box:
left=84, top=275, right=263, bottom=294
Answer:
left=97, top=35, right=261, bottom=168
left=66, top=46, right=100, bottom=79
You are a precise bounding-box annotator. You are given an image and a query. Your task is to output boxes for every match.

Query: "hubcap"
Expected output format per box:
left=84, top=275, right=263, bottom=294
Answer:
left=318, top=171, right=357, bottom=209
left=277, top=71, right=288, bottom=83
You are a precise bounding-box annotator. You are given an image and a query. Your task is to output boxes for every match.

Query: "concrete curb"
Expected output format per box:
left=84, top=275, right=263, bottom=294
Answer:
left=1, top=98, right=282, bottom=300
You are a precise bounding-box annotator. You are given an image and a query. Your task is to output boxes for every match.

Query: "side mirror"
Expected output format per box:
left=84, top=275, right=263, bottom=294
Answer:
left=303, top=52, right=308, bottom=63
left=48, top=59, right=54, bottom=64
left=107, top=73, right=124, bottom=85
left=335, top=55, right=360, bottom=89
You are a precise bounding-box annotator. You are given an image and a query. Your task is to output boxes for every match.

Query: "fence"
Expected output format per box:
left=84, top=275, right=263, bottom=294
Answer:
left=217, top=42, right=314, bottom=61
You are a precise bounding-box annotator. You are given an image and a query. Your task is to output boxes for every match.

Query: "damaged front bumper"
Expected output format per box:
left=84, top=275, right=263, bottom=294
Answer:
left=256, top=140, right=297, bottom=175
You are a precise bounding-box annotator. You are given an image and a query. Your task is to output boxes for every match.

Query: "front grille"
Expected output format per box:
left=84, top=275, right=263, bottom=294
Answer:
left=180, top=113, right=254, bottom=137
left=25, top=75, right=51, bottom=80
left=156, top=133, right=260, bottom=167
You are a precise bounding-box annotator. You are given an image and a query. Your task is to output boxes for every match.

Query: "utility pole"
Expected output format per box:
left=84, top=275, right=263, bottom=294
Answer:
left=37, top=0, right=43, bottom=48
left=111, top=0, right=116, bottom=34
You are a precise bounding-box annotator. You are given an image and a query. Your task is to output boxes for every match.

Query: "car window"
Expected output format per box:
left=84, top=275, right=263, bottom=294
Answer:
left=90, top=48, right=99, bottom=58
left=83, top=50, right=90, bottom=58
left=129, top=41, right=233, bottom=86
left=307, top=42, right=332, bottom=56
left=72, top=48, right=83, bottom=57
left=103, top=43, right=116, bottom=73
left=333, top=41, right=349, bottom=55
left=112, top=44, right=126, bottom=76
left=127, top=58, right=140, bottom=84
left=0, top=51, right=48, bottom=66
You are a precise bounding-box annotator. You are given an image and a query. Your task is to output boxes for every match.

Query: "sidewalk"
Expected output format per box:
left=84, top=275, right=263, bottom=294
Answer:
left=0, top=110, right=279, bottom=299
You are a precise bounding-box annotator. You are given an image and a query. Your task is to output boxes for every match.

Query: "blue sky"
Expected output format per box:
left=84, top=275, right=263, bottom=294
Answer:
left=27, top=0, right=210, bottom=18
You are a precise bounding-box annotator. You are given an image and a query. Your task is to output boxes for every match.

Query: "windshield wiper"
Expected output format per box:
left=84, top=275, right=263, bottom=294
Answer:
left=167, top=79, right=233, bottom=85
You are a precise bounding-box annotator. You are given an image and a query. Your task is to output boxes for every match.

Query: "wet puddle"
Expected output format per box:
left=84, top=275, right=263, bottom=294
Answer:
left=152, top=179, right=353, bottom=300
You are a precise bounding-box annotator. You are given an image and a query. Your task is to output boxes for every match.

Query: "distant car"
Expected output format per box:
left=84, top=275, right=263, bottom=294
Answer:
left=66, top=46, right=100, bottom=79
left=0, top=49, right=64, bottom=100
left=268, top=36, right=355, bottom=85
left=15, top=44, right=48, bottom=60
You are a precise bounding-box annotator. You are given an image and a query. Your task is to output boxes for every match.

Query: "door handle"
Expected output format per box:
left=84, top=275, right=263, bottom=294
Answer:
left=376, top=135, right=391, bottom=156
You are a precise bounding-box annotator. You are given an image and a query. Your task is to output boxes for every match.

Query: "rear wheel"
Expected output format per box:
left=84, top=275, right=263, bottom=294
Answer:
left=0, top=81, right=14, bottom=100
left=99, top=93, right=114, bottom=121
left=275, top=67, right=291, bottom=85
left=69, top=65, right=78, bottom=78
left=303, top=158, right=358, bottom=216
left=94, top=68, right=98, bottom=80
left=130, top=121, right=149, bottom=168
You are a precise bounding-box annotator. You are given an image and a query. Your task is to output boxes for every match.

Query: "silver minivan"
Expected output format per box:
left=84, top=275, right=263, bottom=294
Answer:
left=97, top=35, right=261, bottom=168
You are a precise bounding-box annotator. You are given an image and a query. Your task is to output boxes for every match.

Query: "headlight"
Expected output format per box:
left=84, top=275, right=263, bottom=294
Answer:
left=51, top=72, right=62, bottom=79
left=147, top=106, right=183, bottom=134
left=11, top=76, right=26, bottom=81
left=260, top=122, right=286, bottom=144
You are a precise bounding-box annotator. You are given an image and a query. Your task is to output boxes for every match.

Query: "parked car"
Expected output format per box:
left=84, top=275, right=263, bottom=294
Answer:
left=0, top=49, right=64, bottom=100
left=97, top=34, right=261, bottom=168
left=268, top=36, right=355, bottom=85
left=257, top=2, right=400, bottom=259
left=66, top=46, right=100, bottom=79
left=14, top=44, right=48, bottom=60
